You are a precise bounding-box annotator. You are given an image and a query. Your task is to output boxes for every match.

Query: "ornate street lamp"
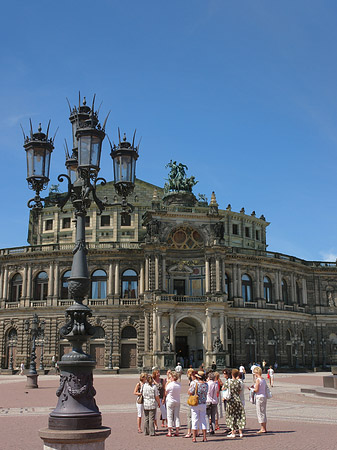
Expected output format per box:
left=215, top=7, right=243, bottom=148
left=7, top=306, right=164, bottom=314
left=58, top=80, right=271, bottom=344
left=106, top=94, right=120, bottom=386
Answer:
left=24, top=314, right=40, bottom=388
left=308, top=337, right=315, bottom=369
left=23, top=94, right=138, bottom=433
left=39, top=321, right=46, bottom=371
left=321, top=338, right=327, bottom=369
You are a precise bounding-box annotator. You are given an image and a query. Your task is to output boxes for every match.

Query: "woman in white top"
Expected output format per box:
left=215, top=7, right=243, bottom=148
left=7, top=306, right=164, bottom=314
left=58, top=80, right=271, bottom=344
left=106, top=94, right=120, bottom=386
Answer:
left=165, top=371, right=181, bottom=437
left=133, top=373, right=147, bottom=433
left=251, top=366, right=268, bottom=434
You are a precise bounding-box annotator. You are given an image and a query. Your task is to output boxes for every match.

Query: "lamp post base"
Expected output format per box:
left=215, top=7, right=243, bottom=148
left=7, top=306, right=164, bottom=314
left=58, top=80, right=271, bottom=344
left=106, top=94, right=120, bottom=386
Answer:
left=39, top=427, right=111, bottom=450
left=26, top=373, right=39, bottom=389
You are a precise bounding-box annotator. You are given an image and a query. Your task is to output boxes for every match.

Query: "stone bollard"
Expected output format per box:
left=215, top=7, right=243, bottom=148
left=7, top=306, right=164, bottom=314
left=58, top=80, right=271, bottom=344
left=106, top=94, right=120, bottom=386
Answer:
left=39, top=427, right=111, bottom=450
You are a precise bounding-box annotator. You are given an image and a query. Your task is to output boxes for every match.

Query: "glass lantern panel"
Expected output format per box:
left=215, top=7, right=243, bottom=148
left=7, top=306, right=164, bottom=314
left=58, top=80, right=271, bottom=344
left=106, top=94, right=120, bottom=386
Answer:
left=79, top=135, right=91, bottom=166
left=26, top=149, right=34, bottom=178
left=44, top=151, right=51, bottom=179
left=119, top=155, right=132, bottom=182
left=72, top=122, right=77, bottom=148
left=90, top=136, right=101, bottom=168
left=33, top=148, right=47, bottom=177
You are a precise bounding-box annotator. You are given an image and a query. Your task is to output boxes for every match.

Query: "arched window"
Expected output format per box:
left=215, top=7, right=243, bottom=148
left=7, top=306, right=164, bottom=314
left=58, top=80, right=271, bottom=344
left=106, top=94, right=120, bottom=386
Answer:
left=263, top=276, right=272, bottom=303
left=121, top=326, right=137, bottom=339
left=34, top=271, right=48, bottom=300
left=286, top=329, right=292, bottom=341
left=61, top=270, right=71, bottom=299
left=296, top=282, right=302, bottom=305
left=91, top=326, right=105, bottom=339
left=282, top=279, right=288, bottom=304
left=10, top=273, right=22, bottom=302
left=245, top=327, right=255, bottom=340
left=267, top=329, right=275, bottom=340
left=91, top=270, right=107, bottom=299
left=121, top=269, right=138, bottom=299
left=242, top=274, right=253, bottom=302
left=225, top=273, right=230, bottom=297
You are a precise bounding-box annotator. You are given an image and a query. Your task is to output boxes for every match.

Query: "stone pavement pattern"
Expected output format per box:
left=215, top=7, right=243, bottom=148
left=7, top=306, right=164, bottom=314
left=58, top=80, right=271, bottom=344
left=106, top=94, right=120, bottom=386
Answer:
left=0, top=372, right=336, bottom=450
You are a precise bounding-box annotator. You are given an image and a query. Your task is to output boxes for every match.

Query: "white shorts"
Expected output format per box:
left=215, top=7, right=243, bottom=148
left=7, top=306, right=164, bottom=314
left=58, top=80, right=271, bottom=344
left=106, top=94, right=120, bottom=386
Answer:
left=136, top=401, right=144, bottom=418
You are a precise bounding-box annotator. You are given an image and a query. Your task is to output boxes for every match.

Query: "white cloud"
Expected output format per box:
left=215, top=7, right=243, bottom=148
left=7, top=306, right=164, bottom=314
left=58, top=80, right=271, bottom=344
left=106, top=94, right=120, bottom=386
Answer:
left=320, top=250, right=337, bottom=262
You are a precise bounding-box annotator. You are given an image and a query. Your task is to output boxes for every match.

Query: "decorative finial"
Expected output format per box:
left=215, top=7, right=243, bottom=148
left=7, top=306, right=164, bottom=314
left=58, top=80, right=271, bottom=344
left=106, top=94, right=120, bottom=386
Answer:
left=152, top=188, right=158, bottom=200
left=38, top=123, right=42, bottom=133
left=83, top=97, right=87, bottom=106
left=240, top=207, right=245, bottom=213
left=260, top=214, right=266, bottom=221
left=210, top=191, right=218, bottom=206
left=226, top=204, right=231, bottom=211
left=123, top=133, right=127, bottom=142
left=251, top=211, right=256, bottom=216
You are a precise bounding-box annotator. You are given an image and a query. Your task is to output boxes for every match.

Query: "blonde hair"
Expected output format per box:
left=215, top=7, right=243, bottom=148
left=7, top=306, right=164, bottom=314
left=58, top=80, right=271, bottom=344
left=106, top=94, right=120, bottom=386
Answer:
left=171, top=371, right=178, bottom=381
left=187, top=368, right=194, bottom=378
left=253, top=367, right=262, bottom=376
left=140, top=372, right=147, bottom=381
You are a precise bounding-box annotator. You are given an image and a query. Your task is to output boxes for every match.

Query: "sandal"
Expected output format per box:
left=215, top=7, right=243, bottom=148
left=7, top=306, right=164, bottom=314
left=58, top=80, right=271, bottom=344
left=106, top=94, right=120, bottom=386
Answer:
left=192, top=439, right=197, bottom=443
left=166, top=434, right=173, bottom=437
left=227, top=433, right=236, bottom=438
left=183, top=434, right=192, bottom=438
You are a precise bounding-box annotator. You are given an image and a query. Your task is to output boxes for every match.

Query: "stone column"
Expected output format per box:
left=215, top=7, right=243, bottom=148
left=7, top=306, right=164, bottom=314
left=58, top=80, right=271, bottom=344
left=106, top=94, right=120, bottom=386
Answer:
left=22, top=265, right=27, bottom=298
left=237, top=265, right=242, bottom=297
left=157, top=312, right=162, bottom=351
left=224, top=315, right=228, bottom=351
left=53, top=263, right=59, bottom=299
left=108, top=263, right=113, bottom=297
left=155, top=255, right=159, bottom=291
left=48, top=263, right=54, bottom=297
left=145, top=256, right=149, bottom=291
left=302, top=278, right=308, bottom=304
left=139, top=262, right=144, bottom=295
left=219, top=312, right=225, bottom=349
left=205, top=258, right=210, bottom=294
left=162, top=255, right=166, bottom=292
left=27, top=266, right=32, bottom=299
left=0, top=266, right=3, bottom=299
left=114, top=261, right=120, bottom=297
left=215, top=257, right=221, bottom=293
left=256, top=267, right=261, bottom=299
left=291, top=273, right=296, bottom=303
left=144, top=311, right=149, bottom=352
left=3, top=266, right=8, bottom=300
left=205, top=309, right=212, bottom=352
left=222, top=259, right=226, bottom=293
left=231, top=264, right=237, bottom=297
left=152, top=308, right=157, bottom=352
left=275, top=271, right=280, bottom=301
left=169, top=313, right=175, bottom=351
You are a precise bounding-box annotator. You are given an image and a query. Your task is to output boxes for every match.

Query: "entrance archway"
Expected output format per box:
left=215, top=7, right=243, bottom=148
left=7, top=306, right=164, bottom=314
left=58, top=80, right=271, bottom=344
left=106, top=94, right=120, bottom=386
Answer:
left=175, top=317, right=204, bottom=368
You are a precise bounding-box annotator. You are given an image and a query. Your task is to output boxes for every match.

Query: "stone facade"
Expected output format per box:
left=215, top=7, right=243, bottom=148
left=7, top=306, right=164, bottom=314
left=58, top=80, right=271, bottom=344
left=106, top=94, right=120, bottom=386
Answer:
left=0, top=179, right=336, bottom=371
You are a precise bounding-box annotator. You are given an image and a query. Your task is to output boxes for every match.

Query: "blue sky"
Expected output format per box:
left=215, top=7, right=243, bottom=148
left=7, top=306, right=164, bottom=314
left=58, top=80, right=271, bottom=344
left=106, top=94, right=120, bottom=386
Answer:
left=1, top=0, right=337, bottom=261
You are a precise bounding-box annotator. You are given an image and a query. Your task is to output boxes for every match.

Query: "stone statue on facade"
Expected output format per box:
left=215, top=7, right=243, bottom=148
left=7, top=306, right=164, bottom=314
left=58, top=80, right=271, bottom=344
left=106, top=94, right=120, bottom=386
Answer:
left=162, top=335, right=172, bottom=352
left=213, top=221, right=224, bottom=240
left=146, top=219, right=161, bottom=241
left=164, top=160, right=198, bottom=193
left=213, top=336, right=223, bottom=353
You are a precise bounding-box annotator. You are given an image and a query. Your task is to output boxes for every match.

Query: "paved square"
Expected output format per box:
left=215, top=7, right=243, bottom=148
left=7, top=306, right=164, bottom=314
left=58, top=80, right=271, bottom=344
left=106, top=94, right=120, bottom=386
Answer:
left=0, top=372, right=336, bottom=449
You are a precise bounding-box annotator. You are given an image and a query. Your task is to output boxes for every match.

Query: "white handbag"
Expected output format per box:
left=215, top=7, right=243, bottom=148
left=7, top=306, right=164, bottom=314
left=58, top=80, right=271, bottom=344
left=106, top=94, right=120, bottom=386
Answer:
left=223, top=380, right=231, bottom=400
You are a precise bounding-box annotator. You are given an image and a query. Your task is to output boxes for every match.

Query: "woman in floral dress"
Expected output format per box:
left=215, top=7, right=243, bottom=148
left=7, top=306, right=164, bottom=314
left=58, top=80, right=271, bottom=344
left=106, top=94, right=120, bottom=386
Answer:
left=223, top=368, right=246, bottom=438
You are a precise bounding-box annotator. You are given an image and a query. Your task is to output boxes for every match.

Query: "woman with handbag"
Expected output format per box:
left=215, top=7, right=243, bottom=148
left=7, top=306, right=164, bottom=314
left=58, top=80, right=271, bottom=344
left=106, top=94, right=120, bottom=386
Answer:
left=223, top=368, right=246, bottom=438
left=142, top=374, right=161, bottom=436
left=184, top=368, right=195, bottom=438
left=252, top=366, right=268, bottom=434
left=165, top=371, right=181, bottom=437
left=188, top=371, right=209, bottom=443
left=133, top=373, right=147, bottom=433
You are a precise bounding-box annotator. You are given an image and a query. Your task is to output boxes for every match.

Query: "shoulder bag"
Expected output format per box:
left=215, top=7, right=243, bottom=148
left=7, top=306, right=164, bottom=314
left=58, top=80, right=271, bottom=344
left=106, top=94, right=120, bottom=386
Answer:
left=137, top=384, right=144, bottom=404
left=187, top=383, right=199, bottom=406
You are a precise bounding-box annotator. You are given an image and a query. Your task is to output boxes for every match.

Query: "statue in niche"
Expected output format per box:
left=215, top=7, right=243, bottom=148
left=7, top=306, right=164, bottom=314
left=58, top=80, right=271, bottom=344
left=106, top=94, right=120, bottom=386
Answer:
left=162, top=335, right=172, bottom=352
left=213, top=336, right=224, bottom=353
left=213, top=221, right=224, bottom=240
left=146, top=219, right=160, bottom=239
left=327, top=290, right=336, bottom=307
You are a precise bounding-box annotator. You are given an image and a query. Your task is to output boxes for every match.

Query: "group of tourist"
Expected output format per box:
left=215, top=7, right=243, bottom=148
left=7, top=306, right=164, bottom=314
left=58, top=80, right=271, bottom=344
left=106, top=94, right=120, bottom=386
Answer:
left=133, top=364, right=271, bottom=440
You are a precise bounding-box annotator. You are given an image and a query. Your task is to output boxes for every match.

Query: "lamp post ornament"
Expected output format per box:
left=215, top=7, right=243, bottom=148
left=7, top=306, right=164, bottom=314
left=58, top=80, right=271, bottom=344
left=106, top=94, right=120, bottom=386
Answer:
left=23, top=94, right=138, bottom=431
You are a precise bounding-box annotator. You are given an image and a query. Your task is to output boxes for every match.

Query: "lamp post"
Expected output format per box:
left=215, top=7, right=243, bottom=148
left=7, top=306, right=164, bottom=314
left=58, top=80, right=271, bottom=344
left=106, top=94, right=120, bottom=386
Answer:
left=321, top=338, right=327, bottom=369
left=23, top=95, right=138, bottom=434
left=39, top=321, right=46, bottom=371
left=108, top=334, right=113, bottom=370
left=24, top=313, right=40, bottom=388
left=308, top=337, right=315, bottom=370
